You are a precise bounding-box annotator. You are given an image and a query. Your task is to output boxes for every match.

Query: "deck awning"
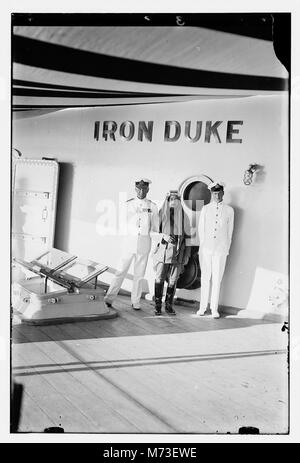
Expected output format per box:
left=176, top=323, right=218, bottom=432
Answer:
left=12, top=13, right=289, bottom=113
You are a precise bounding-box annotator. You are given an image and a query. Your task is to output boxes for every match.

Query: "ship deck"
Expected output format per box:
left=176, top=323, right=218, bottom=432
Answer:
left=11, top=295, right=288, bottom=435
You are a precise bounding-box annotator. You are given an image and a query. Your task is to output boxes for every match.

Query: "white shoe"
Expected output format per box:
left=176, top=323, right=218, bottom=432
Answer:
left=196, top=309, right=206, bottom=316
left=132, top=304, right=141, bottom=310
left=212, top=312, right=220, bottom=319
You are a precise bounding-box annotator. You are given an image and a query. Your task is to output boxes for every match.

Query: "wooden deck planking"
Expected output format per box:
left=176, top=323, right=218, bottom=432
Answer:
left=105, top=297, right=276, bottom=338
left=118, top=320, right=288, bottom=432
left=65, top=313, right=288, bottom=433
left=13, top=326, right=142, bottom=433
left=85, top=327, right=287, bottom=432
left=47, top=322, right=202, bottom=433
left=16, top=390, right=57, bottom=433
left=113, top=300, right=190, bottom=336
left=48, top=324, right=286, bottom=432
left=11, top=295, right=289, bottom=434
left=11, top=325, right=31, bottom=344
left=37, top=323, right=172, bottom=433
left=13, top=349, right=97, bottom=433
left=148, top=352, right=288, bottom=432
left=63, top=327, right=230, bottom=433
left=69, top=319, right=236, bottom=433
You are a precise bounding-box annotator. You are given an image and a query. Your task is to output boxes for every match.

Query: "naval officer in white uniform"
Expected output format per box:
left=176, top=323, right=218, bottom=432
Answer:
left=104, top=178, right=159, bottom=310
left=197, top=182, right=234, bottom=318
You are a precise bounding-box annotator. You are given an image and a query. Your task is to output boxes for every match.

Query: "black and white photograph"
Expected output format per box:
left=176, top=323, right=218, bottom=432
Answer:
left=3, top=2, right=299, bottom=444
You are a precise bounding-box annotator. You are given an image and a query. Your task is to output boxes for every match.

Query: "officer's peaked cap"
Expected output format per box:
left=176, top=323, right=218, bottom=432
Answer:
left=208, top=181, right=225, bottom=192
left=135, top=178, right=152, bottom=187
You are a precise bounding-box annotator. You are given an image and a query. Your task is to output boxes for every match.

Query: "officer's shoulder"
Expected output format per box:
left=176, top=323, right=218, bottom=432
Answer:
left=126, top=198, right=135, bottom=202
left=148, top=199, right=157, bottom=206
left=224, top=204, right=234, bottom=215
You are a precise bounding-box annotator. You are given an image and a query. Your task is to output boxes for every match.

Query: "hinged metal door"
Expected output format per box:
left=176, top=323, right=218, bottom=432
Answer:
left=12, top=158, right=59, bottom=262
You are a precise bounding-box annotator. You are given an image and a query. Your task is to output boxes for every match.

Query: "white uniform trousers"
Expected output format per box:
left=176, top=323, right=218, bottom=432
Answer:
left=105, top=251, right=149, bottom=306
left=199, top=252, right=227, bottom=314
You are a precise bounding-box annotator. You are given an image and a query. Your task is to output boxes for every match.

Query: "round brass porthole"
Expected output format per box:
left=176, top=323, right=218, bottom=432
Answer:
left=176, top=175, right=213, bottom=290
left=179, top=174, right=213, bottom=212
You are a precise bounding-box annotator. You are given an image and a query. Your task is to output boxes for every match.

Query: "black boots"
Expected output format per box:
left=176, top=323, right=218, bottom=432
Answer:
left=154, top=282, right=164, bottom=316
left=154, top=283, right=176, bottom=316
left=165, top=285, right=176, bottom=315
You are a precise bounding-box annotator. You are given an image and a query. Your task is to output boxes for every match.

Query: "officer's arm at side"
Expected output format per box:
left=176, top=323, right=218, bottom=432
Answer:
left=198, top=206, right=206, bottom=247
left=150, top=203, right=160, bottom=237
left=227, top=207, right=234, bottom=252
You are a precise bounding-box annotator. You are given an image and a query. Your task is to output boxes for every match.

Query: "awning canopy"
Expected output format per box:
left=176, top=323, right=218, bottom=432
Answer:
left=12, top=13, right=289, bottom=113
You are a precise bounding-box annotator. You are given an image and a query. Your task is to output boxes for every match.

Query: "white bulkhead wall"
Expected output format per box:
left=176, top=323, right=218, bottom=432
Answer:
left=13, top=94, right=289, bottom=310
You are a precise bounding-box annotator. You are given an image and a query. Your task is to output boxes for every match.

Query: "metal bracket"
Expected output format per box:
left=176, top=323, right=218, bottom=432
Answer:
left=14, top=189, right=51, bottom=200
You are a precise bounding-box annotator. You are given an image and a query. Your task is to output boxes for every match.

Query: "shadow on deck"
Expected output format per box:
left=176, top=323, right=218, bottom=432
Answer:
left=12, top=295, right=281, bottom=344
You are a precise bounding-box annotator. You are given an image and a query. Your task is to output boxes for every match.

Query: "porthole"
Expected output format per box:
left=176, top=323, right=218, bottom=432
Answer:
left=177, top=175, right=213, bottom=290
left=179, top=174, right=212, bottom=212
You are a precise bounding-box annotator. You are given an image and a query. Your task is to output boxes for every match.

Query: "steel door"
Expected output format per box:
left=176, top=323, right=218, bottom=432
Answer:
left=12, top=158, right=59, bottom=262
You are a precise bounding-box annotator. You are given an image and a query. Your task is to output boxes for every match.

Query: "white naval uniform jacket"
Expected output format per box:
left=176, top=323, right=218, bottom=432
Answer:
left=198, top=201, right=234, bottom=256
left=122, top=197, right=159, bottom=255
